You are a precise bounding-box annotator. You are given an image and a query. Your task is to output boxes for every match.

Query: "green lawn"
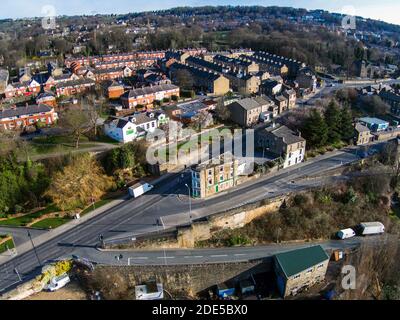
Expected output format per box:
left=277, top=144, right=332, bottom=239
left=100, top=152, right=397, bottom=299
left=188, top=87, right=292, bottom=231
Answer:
left=30, top=218, right=71, bottom=229
left=20, top=135, right=99, bottom=157
left=0, top=204, right=60, bottom=227
left=80, top=199, right=114, bottom=215
left=0, top=238, right=15, bottom=254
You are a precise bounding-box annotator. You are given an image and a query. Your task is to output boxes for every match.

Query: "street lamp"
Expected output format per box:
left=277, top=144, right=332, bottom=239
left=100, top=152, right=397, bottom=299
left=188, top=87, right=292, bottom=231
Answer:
left=185, top=184, right=192, bottom=223
left=27, top=231, right=42, bottom=267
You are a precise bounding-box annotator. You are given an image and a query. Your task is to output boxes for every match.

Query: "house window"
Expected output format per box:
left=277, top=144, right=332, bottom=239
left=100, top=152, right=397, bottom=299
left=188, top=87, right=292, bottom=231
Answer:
left=208, top=178, right=213, bottom=186
left=293, top=274, right=301, bottom=279
left=208, top=170, right=212, bottom=176
left=317, top=264, right=324, bottom=268
left=220, top=175, right=224, bottom=182
left=306, top=269, right=313, bottom=273
left=220, top=166, right=224, bottom=172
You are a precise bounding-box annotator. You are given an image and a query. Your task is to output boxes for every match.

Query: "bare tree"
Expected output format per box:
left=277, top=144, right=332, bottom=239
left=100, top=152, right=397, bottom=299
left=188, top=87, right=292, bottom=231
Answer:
left=60, top=107, right=91, bottom=149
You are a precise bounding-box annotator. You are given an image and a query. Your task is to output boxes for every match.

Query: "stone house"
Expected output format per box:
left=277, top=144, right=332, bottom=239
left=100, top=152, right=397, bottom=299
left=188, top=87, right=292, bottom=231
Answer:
left=274, top=245, right=330, bottom=298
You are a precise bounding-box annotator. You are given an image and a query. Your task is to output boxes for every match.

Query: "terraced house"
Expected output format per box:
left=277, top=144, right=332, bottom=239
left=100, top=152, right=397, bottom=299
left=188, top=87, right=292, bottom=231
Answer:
left=191, top=154, right=239, bottom=198
left=169, top=63, right=229, bottom=96
left=0, top=104, right=58, bottom=130
left=121, top=84, right=180, bottom=109
left=257, top=124, right=306, bottom=168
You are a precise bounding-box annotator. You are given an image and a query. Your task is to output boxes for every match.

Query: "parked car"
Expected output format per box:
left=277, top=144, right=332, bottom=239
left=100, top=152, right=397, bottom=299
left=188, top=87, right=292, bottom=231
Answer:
left=336, top=228, right=356, bottom=240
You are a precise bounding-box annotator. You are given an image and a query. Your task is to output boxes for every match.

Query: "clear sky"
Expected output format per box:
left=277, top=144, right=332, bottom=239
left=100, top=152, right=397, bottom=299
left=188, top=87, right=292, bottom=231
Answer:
left=1, top=0, right=400, bottom=25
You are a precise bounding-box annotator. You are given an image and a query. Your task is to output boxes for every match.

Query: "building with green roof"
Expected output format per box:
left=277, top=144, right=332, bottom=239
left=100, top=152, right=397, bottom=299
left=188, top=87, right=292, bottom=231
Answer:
left=274, top=245, right=330, bottom=298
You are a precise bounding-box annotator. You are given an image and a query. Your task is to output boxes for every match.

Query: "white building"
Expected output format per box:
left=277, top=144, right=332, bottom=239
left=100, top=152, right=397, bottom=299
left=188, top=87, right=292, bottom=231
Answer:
left=103, top=111, right=168, bottom=143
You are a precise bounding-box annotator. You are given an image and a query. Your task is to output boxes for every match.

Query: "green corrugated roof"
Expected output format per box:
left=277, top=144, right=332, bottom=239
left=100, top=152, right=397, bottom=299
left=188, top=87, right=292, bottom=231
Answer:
left=275, top=245, right=329, bottom=278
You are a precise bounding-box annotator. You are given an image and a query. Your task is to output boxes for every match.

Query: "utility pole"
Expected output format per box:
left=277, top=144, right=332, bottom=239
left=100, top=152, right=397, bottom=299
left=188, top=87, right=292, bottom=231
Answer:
left=27, top=231, right=42, bottom=267
left=185, top=184, right=192, bottom=223
left=14, top=267, right=22, bottom=282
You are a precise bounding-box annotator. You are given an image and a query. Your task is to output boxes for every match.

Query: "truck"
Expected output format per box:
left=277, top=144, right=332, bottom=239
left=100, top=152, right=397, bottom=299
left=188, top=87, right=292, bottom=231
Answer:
left=44, top=273, right=71, bottom=292
left=128, top=182, right=154, bottom=198
left=336, top=228, right=356, bottom=240
left=357, top=222, right=385, bottom=236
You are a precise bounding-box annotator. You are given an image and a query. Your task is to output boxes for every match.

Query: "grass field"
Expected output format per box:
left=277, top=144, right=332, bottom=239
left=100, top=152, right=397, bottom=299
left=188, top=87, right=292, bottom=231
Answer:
left=30, top=218, right=71, bottom=229
left=0, top=237, right=15, bottom=254
left=0, top=204, right=60, bottom=227
left=80, top=199, right=114, bottom=216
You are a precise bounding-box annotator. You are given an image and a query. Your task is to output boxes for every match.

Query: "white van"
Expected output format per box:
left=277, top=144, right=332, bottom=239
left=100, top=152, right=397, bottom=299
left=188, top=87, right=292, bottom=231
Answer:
left=45, top=274, right=71, bottom=292
left=128, top=182, right=154, bottom=198
left=337, top=228, right=356, bottom=240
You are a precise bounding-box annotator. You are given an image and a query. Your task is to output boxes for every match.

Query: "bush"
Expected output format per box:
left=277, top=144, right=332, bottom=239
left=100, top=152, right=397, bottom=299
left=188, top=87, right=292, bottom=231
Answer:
left=227, top=235, right=250, bottom=246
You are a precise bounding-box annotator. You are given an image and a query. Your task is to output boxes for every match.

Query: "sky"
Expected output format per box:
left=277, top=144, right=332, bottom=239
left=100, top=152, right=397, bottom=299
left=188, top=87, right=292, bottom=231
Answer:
left=1, top=0, right=400, bottom=25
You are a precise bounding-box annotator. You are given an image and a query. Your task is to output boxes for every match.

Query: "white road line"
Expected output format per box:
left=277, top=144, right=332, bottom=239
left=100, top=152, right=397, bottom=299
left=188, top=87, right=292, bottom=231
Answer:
left=234, top=253, right=247, bottom=256
left=130, top=257, right=148, bottom=260
left=157, top=256, right=175, bottom=259
left=184, top=256, right=203, bottom=258
left=210, top=254, right=228, bottom=258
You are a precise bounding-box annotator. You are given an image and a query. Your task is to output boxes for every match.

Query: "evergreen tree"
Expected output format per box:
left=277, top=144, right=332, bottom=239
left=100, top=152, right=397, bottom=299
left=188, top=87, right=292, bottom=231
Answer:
left=324, top=101, right=341, bottom=144
left=340, top=107, right=355, bottom=143
left=302, top=109, right=328, bottom=148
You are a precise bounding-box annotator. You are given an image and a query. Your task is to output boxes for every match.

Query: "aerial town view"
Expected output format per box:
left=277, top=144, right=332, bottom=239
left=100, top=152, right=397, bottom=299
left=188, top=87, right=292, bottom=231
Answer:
left=0, top=0, right=400, bottom=311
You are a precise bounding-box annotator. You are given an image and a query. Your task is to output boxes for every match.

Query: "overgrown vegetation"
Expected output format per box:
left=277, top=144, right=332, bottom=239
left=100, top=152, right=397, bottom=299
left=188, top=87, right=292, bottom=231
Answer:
left=198, top=173, right=400, bottom=247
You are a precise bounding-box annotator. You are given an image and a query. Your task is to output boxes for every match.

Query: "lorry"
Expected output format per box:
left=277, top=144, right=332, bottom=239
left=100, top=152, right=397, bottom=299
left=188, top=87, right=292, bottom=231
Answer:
left=128, top=182, right=154, bottom=198
left=336, top=228, right=356, bottom=240
left=44, top=273, right=71, bottom=292
left=357, top=222, right=385, bottom=236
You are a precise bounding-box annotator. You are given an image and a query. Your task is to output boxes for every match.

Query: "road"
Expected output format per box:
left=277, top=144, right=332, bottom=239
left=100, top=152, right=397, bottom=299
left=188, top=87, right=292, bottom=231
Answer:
left=62, top=235, right=390, bottom=266
left=0, top=143, right=369, bottom=293
left=297, top=78, right=400, bottom=107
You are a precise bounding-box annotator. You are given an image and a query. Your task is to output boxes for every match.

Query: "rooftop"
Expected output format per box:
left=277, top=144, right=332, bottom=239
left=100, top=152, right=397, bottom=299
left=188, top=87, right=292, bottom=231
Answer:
left=0, top=104, right=53, bottom=120
left=275, top=245, right=329, bottom=278
left=124, top=83, right=179, bottom=98
left=359, top=117, right=389, bottom=125
left=262, top=124, right=305, bottom=145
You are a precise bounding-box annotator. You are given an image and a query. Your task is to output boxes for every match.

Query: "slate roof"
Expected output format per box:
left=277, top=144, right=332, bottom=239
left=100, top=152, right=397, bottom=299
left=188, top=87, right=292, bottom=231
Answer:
left=274, top=245, right=329, bottom=278
left=170, top=63, right=223, bottom=82
left=263, top=124, right=305, bottom=145
left=186, top=56, right=226, bottom=73
left=123, top=84, right=179, bottom=98
left=0, top=104, right=52, bottom=120
left=213, top=54, right=253, bottom=67
left=233, top=98, right=263, bottom=111
left=355, top=123, right=370, bottom=133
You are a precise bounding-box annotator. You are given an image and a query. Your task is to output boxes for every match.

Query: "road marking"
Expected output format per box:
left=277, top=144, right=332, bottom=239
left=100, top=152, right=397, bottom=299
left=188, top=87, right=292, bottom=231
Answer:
left=157, top=256, right=175, bottom=259
left=210, top=254, right=228, bottom=258
left=234, top=253, right=247, bottom=256
left=130, top=257, right=148, bottom=260
left=184, top=256, right=203, bottom=258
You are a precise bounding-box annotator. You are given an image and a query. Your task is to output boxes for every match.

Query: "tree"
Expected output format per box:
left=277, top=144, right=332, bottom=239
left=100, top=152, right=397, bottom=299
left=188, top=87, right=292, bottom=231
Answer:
left=214, top=98, right=231, bottom=122
left=46, top=153, right=114, bottom=211
left=60, top=108, right=91, bottom=148
left=324, top=101, right=341, bottom=144
left=174, top=69, right=194, bottom=90
left=340, top=107, right=355, bottom=143
left=302, top=109, right=328, bottom=148
left=360, top=96, right=390, bottom=116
